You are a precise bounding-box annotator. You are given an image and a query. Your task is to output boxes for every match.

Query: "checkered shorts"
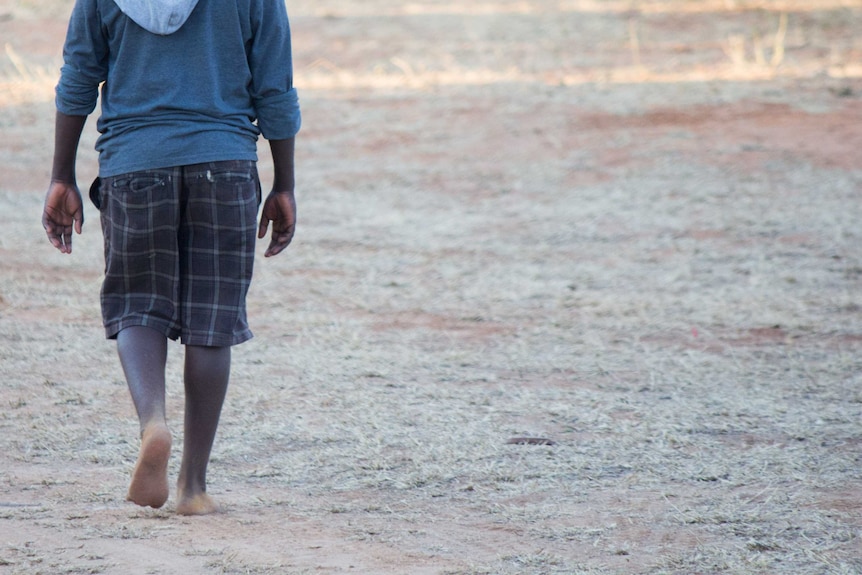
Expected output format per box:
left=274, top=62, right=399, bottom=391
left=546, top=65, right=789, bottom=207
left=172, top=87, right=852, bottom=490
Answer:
left=96, top=160, right=260, bottom=347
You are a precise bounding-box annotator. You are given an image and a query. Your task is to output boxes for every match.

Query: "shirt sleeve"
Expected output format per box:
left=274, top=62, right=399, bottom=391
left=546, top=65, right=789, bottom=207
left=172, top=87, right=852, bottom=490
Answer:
left=247, top=0, right=301, bottom=140
left=55, top=0, right=109, bottom=116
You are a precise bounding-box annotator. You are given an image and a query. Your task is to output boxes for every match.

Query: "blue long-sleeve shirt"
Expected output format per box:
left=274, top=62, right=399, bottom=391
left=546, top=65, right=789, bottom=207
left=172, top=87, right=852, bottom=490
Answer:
left=56, top=0, right=301, bottom=177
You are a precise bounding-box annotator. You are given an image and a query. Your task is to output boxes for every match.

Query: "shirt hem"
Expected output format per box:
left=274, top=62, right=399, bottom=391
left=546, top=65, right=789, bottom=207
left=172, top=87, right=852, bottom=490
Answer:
left=99, top=151, right=259, bottom=178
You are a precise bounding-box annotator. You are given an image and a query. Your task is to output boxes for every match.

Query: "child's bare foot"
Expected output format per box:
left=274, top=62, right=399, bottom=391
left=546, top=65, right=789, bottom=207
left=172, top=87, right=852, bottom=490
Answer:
left=126, top=423, right=171, bottom=508
left=176, top=489, right=219, bottom=516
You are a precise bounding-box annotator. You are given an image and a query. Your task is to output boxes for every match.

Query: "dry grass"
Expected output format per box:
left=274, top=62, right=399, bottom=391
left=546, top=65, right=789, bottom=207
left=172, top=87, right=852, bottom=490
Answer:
left=0, top=45, right=55, bottom=107
left=5, top=0, right=862, bottom=106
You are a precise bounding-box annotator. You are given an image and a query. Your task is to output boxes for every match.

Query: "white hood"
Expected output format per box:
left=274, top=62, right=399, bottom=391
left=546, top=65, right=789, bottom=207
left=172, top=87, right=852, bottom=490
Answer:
left=114, top=0, right=200, bottom=35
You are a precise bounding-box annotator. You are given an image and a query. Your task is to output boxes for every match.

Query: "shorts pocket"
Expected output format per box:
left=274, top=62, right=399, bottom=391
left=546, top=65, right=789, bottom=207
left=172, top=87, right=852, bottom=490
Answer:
left=200, top=164, right=260, bottom=206
left=111, top=175, right=168, bottom=193
left=205, top=169, right=255, bottom=184
left=89, top=177, right=103, bottom=210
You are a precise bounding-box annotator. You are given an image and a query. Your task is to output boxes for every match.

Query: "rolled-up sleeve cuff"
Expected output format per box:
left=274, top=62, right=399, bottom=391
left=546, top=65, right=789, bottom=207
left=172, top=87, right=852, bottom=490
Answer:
left=255, top=87, right=301, bottom=140
left=55, top=65, right=100, bottom=116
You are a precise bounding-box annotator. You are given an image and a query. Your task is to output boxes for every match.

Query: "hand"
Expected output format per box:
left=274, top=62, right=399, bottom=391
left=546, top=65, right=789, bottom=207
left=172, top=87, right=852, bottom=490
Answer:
left=42, top=180, right=84, bottom=254
left=258, top=189, right=296, bottom=257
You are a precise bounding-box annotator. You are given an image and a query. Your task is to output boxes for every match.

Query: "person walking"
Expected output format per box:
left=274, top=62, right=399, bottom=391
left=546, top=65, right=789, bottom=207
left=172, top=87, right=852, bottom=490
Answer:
left=42, top=0, right=301, bottom=515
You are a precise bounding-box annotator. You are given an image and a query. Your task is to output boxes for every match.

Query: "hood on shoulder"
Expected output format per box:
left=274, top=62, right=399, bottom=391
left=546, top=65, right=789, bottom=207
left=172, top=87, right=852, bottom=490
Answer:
left=114, top=0, right=200, bottom=35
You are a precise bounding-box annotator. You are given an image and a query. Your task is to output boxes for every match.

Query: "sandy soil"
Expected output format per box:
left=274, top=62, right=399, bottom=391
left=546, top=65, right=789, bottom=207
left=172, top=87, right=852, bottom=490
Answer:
left=1, top=0, right=862, bottom=573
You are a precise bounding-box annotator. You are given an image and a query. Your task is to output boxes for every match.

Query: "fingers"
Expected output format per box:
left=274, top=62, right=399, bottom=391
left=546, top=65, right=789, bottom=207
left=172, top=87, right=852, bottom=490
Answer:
left=264, top=240, right=285, bottom=258
left=265, top=238, right=287, bottom=257
left=260, top=191, right=296, bottom=257
left=257, top=216, right=269, bottom=240
left=44, top=221, right=72, bottom=253
left=264, top=227, right=294, bottom=257
left=264, top=216, right=296, bottom=257
left=43, top=210, right=82, bottom=254
left=62, top=230, right=71, bottom=252
left=42, top=183, right=83, bottom=254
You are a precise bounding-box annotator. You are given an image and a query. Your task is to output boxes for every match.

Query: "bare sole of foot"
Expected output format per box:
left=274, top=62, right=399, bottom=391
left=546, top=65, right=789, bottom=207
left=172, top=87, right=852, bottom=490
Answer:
left=126, top=424, right=171, bottom=509
left=176, top=491, right=219, bottom=516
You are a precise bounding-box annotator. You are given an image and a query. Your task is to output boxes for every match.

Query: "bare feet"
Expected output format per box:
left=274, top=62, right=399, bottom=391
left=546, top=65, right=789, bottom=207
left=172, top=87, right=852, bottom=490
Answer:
left=126, top=423, right=171, bottom=509
left=175, top=489, right=219, bottom=516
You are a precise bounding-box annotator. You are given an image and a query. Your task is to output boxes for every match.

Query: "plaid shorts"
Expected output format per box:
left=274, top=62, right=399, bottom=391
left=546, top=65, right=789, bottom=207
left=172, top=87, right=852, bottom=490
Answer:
left=96, top=160, right=261, bottom=347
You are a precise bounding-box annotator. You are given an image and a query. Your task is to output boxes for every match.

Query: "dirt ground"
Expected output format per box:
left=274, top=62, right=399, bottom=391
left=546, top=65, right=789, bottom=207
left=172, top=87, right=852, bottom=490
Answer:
left=1, top=0, right=862, bottom=573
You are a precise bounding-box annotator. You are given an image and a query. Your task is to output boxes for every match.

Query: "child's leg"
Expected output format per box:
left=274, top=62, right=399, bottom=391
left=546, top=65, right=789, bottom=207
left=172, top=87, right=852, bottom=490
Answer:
left=176, top=345, right=231, bottom=515
left=117, top=326, right=172, bottom=509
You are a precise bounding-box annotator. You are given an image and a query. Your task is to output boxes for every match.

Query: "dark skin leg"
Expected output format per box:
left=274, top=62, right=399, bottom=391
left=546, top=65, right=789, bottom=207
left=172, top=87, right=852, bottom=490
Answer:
left=117, top=326, right=171, bottom=509
left=117, top=327, right=230, bottom=514
left=176, top=345, right=231, bottom=516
